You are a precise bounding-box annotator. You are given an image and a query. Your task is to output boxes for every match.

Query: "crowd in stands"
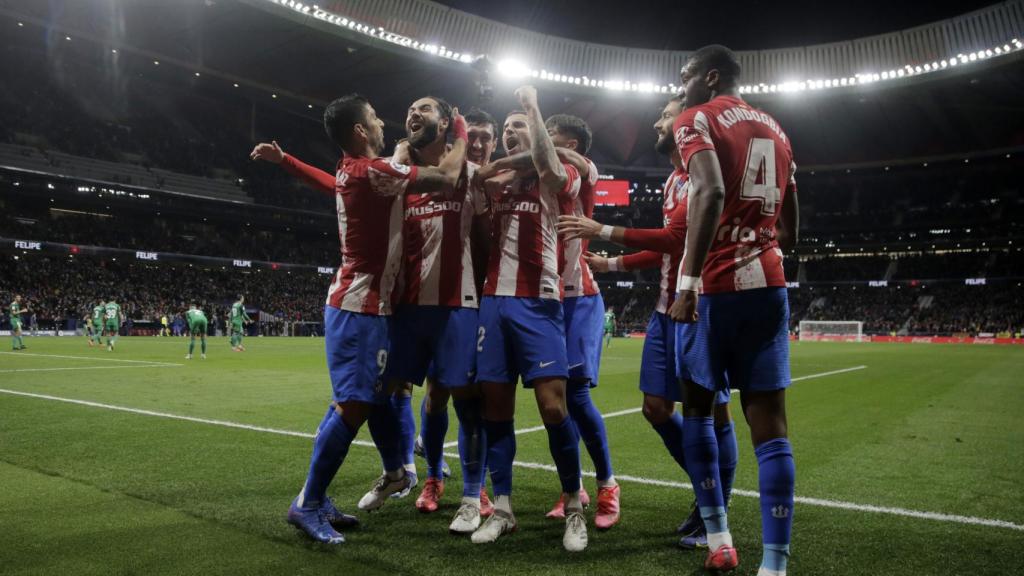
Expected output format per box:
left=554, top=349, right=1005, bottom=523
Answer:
left=0, top=255, right=327, bottom=333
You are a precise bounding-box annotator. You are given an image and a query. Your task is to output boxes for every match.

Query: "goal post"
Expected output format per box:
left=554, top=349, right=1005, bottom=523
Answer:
left=798, top=320, right=864, bottom=342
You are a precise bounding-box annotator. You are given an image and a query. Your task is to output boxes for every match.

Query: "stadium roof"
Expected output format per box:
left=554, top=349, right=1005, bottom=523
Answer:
left=3, top=0, right=1023, bottom=170
left=433, top=0, right=999, bottom=52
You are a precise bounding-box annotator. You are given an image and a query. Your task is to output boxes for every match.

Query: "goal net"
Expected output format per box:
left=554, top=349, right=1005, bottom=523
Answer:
left=798, top=320, right=864, bottom=342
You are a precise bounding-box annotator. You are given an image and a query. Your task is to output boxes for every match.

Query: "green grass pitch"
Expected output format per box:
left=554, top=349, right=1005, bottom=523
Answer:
left=1, top=336, right=1022, bottom=575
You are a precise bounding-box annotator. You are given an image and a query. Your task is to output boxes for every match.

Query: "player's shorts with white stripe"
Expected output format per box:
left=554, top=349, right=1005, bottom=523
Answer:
left=324, top=305, right=390, bottom=404
left=563, top=294, right=605, bottom=387
left=476, top=296, right=568, bottom=386
left=388, top=305, right=477, bottom=389
left=676, top=287, right=791, bottom=393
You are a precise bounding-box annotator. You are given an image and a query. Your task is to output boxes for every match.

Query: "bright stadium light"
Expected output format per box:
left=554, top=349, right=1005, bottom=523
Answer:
left=497, top=58, right=534, bottom=79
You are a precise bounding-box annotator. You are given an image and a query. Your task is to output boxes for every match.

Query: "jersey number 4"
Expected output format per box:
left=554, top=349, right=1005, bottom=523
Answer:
left=741, top=138, right=780, bottom=216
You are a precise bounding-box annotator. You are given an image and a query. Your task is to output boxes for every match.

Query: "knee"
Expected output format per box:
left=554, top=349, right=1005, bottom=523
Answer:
left=537, top=401, right=568, bottom=424
left=426, top=384, right=450, bottom=413
left=713, top=401, right=732, bottom=427
left=682, top=382, right=715, bottom=418
left=642, top=397, right=674, bottom=425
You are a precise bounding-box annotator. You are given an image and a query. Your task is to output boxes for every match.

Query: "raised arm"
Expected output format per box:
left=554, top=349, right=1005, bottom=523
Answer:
left=251, top=141, right=336, bottom=195
left=515, top=86, right=568, bottom=194
left=485, top=148, right=590, bottom=180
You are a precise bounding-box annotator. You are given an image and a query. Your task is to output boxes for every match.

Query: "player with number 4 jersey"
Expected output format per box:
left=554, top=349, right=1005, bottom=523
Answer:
left=670, top=45, right=799, bottom=576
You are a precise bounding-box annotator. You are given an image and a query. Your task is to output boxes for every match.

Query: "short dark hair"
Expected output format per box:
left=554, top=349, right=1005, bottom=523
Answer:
left=422, top=95, right=452, bottom=123
left=465, top=108, right=497, bottom=134
left=687, top=44, right=741, bottom=88
left=545, top=114, right=592, bottom=154
left=324, top=93, right=370, bottom=150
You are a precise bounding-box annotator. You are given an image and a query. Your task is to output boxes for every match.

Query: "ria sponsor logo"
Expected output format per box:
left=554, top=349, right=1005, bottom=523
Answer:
left=233, top=260, right=252, bottom=268
left=405, top=200, right=463, bottom=218
left=494, top=200, right=540, bottom=213
left=135, top=251, right=158, bottom=261
left=14, top=240, right=41, bottom=250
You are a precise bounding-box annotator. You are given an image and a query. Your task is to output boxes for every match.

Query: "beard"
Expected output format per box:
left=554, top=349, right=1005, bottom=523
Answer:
left=408, top=121, right=440, bottom=149
left=655, top=132, right=675, bottom=155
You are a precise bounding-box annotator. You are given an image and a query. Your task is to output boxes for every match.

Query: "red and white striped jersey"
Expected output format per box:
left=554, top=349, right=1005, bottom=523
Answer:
left=674, top=95, right=795, bottom=294
left=616, top=168, right=688, bottom=313
left=327, top=155, right=418, bottom=315
left=400, top=162, right=487, bottom=308
left=657, top=170, right=688, bottom=312
left=483, top=163, right=582, bottom=300
left=560, top=157, right=601, bottom=298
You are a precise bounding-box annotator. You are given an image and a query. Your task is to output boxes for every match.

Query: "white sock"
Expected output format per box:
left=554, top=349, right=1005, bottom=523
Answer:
left=757, top=568, right=784, bottom=576
left=707, top=530, right=734, bottom=550
left=494, top=494, right=512, bottom=514
left=565, top=491, right=582, bottom=512
left=403, top=463, right=417, bottom=475
left=597, top=476, right=618, bottom=488
left=461, top=496, right=481, bottom=508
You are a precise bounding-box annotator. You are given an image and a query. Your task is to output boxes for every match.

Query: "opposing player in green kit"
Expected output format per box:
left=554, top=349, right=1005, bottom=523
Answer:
left=9, top=295, right=30, bottom=350
left=230, top=295, right=252, bottom=352
left=185, top=304, right=208, bottom=360
left=103, top=300, right=122, bottom=351
left=91, top=301, right=106, bottom=346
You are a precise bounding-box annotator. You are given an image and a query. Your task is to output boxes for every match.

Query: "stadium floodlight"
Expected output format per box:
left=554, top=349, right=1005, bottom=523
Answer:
left=497, top=58, right=533, bottom=79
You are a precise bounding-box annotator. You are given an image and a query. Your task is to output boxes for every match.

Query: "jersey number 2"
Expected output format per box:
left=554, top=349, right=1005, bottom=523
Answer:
left=741, top=138, right=780, bottom=216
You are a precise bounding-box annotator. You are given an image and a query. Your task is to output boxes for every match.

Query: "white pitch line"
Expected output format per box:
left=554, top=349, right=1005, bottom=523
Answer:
left=0, top=351, right=182, bottom=367
left=0, top=364, right=182, bottom=373
left=3, top=385, right=1021, bottom=533
left=442, top=365, right=871, bottom=447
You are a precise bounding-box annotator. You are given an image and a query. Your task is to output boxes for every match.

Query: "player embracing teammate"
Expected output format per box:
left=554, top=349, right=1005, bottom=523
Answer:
left=251, top=53, right=797, bottom=567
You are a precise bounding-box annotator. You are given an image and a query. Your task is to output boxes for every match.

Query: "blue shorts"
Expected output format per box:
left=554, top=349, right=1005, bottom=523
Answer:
left=324, top=305, right=391, bottom=404
left=639, top=311, right=684, bottom=402
left=388, top=305, right=477, bottom=389
left=563, top=294, right=605, bottom=387
left=476, top=296, right=568, bottom=386
left=678, top=287, right=791, bottom=393
left=641, top=312, right=730, bottom=404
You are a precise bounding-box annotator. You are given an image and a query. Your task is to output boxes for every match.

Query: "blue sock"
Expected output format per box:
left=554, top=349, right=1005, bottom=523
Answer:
left=683, top=416, right=727, bottom=534
left=300, top=407, right=356, bottom=509
left=566, top=380, right=613, bottom=482
left=484, top=419, right=515, bottom=496
left=716, top=421, right=739, bottom=506
left=422, top=403, right=449, bottom=479
left=545, top=417, right=582, bottom=494
left=367, top=402, right=404, bottom=472
left=756, top=438, right=795, bottom=574
left=651, top=411, right=688, bottom=473
left=453, top=397, right=486, bottom=497
left=390, top=394, right=415, bottom=467
left=418, top=396, right=428, bottom=443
